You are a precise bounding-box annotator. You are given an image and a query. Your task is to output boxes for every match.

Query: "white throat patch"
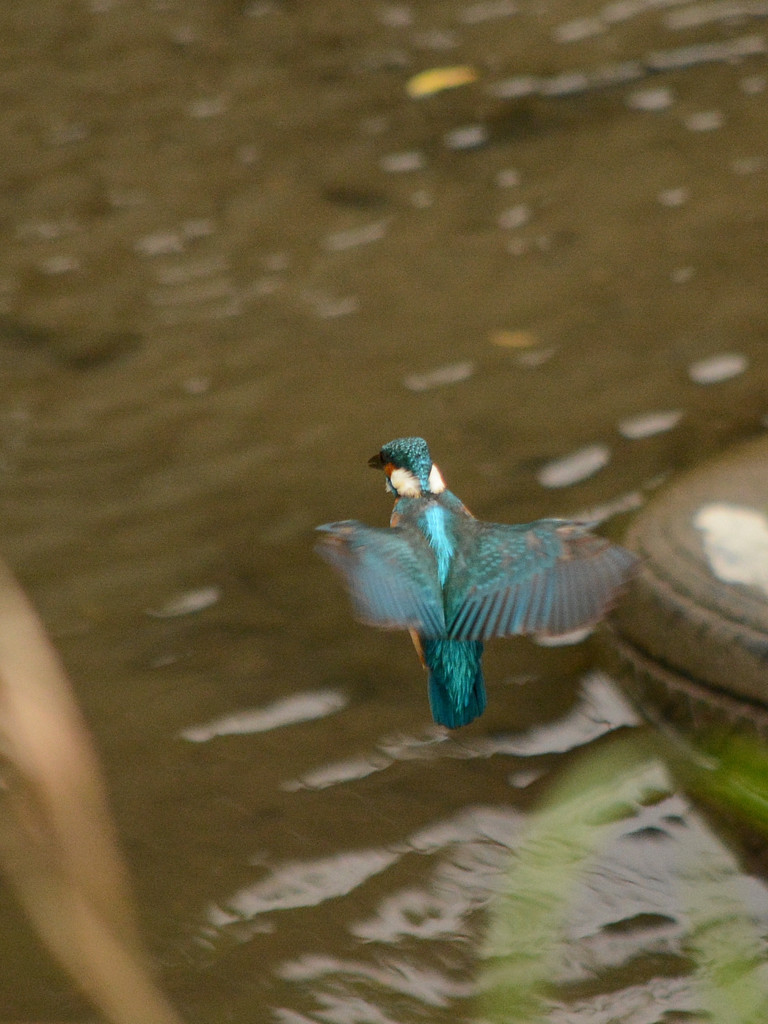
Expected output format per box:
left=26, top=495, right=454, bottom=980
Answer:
left=388, top=462, right=447, bottom=497
left=389, top=466, right=422, bottom=497
left=428, top=464, right=446, bottom=494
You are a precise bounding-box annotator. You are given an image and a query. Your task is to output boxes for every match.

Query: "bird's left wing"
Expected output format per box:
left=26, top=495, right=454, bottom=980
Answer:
left=446, top=519, right=637, bottom=641
left=316, top=520, right=446, bottom=637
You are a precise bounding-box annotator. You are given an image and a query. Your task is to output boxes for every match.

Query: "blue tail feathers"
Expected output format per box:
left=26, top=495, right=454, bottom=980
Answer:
left=422, top=638, right=486, bottom=728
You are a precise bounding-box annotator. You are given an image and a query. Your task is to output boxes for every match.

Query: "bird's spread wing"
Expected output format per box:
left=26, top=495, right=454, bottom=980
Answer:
left=316, top=520, right=446, bottom=637
left=447, top=519, right=637, bottom=641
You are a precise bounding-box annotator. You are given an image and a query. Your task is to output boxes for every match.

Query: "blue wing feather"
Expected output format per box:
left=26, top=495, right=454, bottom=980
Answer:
left=447, top=519, right=637, bottom=641
left=316, top=520, right=446, bottom=637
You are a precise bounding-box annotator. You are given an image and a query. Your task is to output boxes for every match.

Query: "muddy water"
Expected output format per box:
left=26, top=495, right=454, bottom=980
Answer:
left=0, top=1, right=767, bottom=1020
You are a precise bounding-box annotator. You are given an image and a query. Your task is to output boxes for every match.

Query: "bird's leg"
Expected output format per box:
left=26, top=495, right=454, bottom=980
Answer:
left=409, top=629, right=427, bottom=669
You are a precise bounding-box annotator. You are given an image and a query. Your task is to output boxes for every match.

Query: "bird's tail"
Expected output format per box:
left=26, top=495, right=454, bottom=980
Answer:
left=421, top=638, right=486, bottom=728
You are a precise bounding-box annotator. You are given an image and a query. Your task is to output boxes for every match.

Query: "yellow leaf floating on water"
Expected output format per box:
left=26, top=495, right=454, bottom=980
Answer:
left=490, top=328, right=539, bottom=348
left=406, top=65, right=478, bottom=98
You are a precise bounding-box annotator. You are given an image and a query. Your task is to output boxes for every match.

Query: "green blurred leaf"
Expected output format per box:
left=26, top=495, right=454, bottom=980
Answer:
left=482, top=729, right=768, bottom=1024
left=481, top=734, right=667, bottom=1022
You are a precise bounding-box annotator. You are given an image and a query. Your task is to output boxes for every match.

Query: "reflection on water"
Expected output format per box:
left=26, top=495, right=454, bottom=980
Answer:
left=0, top=0, right=767, bottom=1019
left=278, top=954, right=474, bottom=1012
left=278, top=672, right=638, bottom=792
left=403, top=360, right=475, bottom=392
left=694, top=502, right=768, bottom=596
left=617, top=409, right=683, bottom=440
left=537, top=443, right=611, bottom=488
left=146, top=585, right=222, bottom=619
left=266, top=733, right=768, bottom=1024
left=181, top=690, right=348, bottom=743
left=208, top=849, right=399, bottom=927
left=199, top=673, right=646, bottom=1018
left=688, top=352, right=749, bottom=385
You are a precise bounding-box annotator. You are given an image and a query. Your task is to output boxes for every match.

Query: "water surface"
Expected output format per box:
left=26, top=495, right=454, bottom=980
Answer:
left=0, top=1, right=767, bottom=1020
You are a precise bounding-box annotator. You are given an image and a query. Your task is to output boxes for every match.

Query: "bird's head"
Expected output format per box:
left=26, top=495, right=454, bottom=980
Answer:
left=368, top=437, right=446, bottom=498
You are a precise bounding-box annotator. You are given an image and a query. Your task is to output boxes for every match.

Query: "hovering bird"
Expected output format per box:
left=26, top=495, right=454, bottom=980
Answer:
left=316, top=437, right=637, bottom=728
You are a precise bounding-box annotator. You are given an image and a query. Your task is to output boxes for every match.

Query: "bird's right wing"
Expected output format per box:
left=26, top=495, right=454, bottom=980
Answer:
left=316, top=520, right=446, bottom=637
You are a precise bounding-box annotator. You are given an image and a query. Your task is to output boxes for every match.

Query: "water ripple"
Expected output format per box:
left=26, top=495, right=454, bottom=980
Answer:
left=180, top=690, right=347, bottom=742
left=278, top=954, right=473, bottom=1006
left=209, top=848, right=398, bottom=925
left=281, top=674, right=639, bottom=792
left=688, top=352, right=748, bottom=383
left=537, top=444, right=611, bottom=488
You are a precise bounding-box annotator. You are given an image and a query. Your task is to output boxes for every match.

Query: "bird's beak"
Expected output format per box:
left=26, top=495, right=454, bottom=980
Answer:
left=368, top=451, right=385, bottom=470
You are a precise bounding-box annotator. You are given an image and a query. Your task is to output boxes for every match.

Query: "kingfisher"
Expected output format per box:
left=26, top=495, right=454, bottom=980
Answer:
left=316, top=437, right=637, bottom=729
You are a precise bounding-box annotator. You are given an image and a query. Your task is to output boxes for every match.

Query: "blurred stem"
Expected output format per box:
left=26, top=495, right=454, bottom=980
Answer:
left=0, top=558, right=183, bottom=1024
